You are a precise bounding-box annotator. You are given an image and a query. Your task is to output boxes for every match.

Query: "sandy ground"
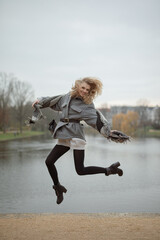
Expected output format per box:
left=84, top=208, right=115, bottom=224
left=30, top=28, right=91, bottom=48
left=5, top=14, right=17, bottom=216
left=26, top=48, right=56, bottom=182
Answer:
left=0, top=213, right=160, bottom=240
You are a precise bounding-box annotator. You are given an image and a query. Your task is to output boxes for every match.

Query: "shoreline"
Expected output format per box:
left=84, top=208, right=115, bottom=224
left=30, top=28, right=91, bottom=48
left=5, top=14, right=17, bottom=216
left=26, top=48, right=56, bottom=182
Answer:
left=0, top=131, right=45, bottom=142
left=0, top=213, right=160, bottom=240
left=1, top=212, right=160, bottom=217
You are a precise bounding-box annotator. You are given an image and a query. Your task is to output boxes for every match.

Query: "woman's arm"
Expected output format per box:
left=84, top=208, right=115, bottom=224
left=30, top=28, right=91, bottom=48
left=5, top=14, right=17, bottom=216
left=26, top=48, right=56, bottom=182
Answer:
left=32, top=95, right=63, bottom=110
left=26, top=95, right=63, bottom=126
left=82, top=105, right=111, bottom=138
left=83, top=106, right=130, bottom=142
left=96, top=109, right=111, bottom=138
left=32, top=99, right=39, bottom=107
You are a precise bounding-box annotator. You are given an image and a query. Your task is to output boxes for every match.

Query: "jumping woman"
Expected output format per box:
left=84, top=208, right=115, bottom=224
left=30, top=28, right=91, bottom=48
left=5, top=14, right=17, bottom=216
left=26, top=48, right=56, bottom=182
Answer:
left=31, top=77, right=129, bottom=204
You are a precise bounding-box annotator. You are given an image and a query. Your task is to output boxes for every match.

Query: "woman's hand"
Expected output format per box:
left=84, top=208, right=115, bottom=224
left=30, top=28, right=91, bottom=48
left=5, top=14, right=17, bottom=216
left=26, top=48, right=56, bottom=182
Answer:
left=32, top=100, right=39, bottom=108
left=108, top=130, right=130, bottom=143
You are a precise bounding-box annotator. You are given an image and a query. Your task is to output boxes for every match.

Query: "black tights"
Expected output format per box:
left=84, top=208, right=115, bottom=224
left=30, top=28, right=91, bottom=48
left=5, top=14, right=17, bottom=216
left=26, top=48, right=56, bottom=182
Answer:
left=45, top=144, right=106, bottom=185
left=45, top=145, right=70, bottom=185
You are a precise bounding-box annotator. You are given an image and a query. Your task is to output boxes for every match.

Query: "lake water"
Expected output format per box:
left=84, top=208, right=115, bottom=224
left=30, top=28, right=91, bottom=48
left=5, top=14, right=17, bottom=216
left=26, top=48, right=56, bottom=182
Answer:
left=0, top=135, right=160, bottom=214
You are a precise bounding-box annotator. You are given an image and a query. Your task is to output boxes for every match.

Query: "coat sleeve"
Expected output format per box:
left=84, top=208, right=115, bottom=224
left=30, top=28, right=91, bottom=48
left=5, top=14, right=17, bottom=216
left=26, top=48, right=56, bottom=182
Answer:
left=38, top=95, right=63, bottom=111
left=25, top=95, right=63, bottom=126
left=82, top=105, right=111, bottom=138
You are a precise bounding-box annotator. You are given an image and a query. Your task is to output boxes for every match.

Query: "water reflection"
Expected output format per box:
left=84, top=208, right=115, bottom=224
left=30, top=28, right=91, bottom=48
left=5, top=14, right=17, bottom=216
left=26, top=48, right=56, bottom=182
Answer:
left=0, top=135, right=160, bottom=213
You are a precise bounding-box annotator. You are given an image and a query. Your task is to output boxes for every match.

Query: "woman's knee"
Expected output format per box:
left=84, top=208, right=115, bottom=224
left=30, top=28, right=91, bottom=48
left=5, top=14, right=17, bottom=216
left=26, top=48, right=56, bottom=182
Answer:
left=74, top=149, right=85, bottom=175
left=45, top=155, right=52, bottom=167
left=75, top=168, right=85, bottom=176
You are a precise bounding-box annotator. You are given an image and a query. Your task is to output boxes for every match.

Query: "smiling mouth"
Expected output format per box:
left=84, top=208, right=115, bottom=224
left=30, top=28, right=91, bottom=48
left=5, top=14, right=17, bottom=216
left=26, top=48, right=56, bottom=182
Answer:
left=81, top=93, right=87, bottom=96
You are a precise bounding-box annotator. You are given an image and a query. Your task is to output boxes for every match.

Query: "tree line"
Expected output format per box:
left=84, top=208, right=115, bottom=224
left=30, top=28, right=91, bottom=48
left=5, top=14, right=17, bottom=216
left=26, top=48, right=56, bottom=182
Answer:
left=0, top=73, right=35, bottom=133
left=111, top=107, right=160, bottom=137
left=0, top=72, right=60, bottom=134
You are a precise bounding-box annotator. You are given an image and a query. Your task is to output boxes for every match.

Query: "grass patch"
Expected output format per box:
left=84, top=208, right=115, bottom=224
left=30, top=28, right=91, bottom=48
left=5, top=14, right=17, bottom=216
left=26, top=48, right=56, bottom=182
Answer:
left=147, top=129, right=160, bottom=137
left=0, top=131, right=45, bottom=141
left=135, top=127, right=160, bottom=138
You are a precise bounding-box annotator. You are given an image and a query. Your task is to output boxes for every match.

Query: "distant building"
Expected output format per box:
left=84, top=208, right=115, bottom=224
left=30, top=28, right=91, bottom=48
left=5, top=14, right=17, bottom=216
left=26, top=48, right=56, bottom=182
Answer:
left=98, top=105, right=160, bottom=124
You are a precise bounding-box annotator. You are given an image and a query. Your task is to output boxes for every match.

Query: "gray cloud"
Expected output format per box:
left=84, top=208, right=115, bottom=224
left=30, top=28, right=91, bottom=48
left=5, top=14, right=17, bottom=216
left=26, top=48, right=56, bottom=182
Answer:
left=0, top=0, right=160, bottom=106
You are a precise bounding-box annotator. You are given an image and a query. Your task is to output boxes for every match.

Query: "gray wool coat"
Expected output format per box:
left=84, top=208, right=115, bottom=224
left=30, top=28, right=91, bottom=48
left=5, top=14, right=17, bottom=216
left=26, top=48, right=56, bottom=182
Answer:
left=52, top=93, right=98, bottom=140
left=29, top=92, right=111, bottom=141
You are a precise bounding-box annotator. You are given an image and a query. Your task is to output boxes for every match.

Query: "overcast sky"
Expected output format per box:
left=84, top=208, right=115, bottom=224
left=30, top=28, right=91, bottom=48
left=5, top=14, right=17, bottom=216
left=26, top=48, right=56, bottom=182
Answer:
left=1, top=0, right=160, bottom=107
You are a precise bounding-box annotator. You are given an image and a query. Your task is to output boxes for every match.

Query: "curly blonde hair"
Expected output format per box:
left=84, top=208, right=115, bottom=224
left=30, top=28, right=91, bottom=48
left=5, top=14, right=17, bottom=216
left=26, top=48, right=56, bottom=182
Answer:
left=70, top=77, right=103, bottom=104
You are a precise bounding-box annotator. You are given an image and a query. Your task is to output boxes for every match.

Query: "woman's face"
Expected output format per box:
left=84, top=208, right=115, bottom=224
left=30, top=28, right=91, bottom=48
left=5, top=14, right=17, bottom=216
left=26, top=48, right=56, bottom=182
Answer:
left=78, top=82, right=91, bottom=98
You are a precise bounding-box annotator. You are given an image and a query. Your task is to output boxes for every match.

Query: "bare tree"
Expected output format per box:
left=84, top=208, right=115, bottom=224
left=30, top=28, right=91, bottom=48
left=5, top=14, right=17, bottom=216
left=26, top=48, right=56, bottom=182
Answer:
left=136, top=99, right=150, bottom=107
left=0, top=73, right=13, bottom=133
left=12, top=79, right=34, bottom=133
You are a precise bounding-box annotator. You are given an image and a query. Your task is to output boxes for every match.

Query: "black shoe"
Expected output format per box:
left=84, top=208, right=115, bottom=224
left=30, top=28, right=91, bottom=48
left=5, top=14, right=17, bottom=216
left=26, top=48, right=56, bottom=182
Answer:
left=53, top=183, right=67, bottom=204
left=105, top=162, right=123, bottom=176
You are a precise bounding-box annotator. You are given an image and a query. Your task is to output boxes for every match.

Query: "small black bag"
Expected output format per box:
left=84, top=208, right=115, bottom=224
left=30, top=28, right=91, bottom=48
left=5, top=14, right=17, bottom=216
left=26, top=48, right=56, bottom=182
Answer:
left=48, top=119, right=57, bottom=133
